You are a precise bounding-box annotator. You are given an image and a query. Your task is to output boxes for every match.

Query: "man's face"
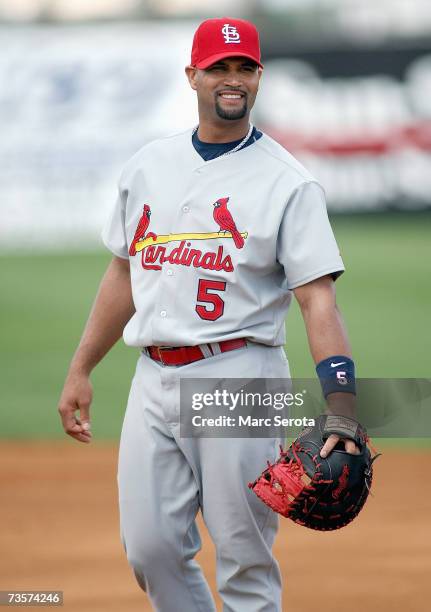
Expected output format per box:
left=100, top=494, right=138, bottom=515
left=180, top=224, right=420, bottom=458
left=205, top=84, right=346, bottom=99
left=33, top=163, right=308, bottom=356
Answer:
left=186, top=57, right=262, bottom=122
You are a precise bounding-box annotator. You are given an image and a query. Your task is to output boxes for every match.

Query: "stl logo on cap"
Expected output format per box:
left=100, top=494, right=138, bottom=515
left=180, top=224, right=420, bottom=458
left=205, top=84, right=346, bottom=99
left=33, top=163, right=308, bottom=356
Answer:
left=222, top=23, right=241, bottom=44
left=190, top=17, right=263, bottom=70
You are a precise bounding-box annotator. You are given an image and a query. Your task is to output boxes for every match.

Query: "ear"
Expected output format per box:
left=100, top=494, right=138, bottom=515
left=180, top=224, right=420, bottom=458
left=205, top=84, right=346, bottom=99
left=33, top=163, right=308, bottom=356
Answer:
left=185, top=65, right=198, bottom=91
left=255, top=66, right=263, bottom=93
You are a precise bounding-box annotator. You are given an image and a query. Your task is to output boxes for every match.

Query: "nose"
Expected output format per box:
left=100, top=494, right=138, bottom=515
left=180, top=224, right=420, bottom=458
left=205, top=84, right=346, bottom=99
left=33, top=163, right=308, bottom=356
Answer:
left=223, top=69, right=243, bottom=88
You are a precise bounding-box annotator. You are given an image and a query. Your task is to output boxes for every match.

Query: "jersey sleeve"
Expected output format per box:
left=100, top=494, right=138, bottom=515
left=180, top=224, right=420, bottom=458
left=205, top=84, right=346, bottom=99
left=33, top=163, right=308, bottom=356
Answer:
left=101, top=186, right=129, bottom=259
left=277, top=181, right=344, bottom=289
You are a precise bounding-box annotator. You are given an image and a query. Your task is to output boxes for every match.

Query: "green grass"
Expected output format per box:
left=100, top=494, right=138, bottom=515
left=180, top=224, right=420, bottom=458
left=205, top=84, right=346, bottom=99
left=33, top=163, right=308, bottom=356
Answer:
left=0, top=254, right=137, bottom=439
left=287, top=211, right=431, bottom=378
left=1, top=212, right=430, bottom=441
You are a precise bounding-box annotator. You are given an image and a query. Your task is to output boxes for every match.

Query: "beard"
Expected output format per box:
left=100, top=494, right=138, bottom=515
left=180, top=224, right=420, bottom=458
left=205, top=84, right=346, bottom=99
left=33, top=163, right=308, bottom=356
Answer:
left=215, top=96, right=248, bottom=120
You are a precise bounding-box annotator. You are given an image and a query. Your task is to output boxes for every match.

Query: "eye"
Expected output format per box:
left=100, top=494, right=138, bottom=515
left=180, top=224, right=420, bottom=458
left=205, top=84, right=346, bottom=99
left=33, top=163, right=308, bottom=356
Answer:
left=208, top=64, right=226, bottom=72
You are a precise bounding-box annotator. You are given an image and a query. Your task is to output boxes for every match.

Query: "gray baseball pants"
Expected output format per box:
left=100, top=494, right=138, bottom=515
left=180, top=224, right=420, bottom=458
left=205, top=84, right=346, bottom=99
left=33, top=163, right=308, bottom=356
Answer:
left=117, top=342, right=290, bottom=611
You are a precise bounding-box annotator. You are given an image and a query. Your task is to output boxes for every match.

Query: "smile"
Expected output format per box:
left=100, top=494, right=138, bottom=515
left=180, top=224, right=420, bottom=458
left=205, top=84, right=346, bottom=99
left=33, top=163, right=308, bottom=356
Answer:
left=218, top=92, right=245, bottom=100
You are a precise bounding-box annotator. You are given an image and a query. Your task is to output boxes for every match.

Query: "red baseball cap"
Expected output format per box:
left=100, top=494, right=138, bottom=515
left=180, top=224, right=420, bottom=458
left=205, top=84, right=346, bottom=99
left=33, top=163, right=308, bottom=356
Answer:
left=191, top=17, right=263, bottom=70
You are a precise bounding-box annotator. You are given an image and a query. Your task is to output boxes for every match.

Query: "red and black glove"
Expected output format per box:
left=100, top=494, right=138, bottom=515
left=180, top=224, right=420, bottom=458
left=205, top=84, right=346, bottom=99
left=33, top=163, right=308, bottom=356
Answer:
left=249, top=414, right=380, bottom=531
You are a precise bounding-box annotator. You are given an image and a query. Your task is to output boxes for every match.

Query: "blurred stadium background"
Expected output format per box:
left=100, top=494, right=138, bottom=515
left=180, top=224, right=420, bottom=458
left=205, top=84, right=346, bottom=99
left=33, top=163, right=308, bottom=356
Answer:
left=1, top=3, right=430, bottom=611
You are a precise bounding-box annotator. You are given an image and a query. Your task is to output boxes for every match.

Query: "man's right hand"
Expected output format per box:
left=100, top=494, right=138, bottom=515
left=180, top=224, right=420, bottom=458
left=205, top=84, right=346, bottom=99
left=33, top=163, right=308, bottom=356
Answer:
left=57, top=256, right=134, bottom=444
left=58, top=372, right=93, bottom=443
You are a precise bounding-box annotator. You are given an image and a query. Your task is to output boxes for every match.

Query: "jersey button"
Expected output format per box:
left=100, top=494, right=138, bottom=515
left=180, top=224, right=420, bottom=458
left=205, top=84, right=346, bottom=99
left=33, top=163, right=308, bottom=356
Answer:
left=160, top=310, right=167, bottom=318
left=182, top=205, right=190, bottom=213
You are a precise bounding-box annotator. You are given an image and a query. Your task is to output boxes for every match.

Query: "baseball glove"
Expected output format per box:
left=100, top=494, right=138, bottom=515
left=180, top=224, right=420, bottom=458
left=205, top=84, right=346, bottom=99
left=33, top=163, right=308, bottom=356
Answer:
left=248, top=414, right=380, bottom=531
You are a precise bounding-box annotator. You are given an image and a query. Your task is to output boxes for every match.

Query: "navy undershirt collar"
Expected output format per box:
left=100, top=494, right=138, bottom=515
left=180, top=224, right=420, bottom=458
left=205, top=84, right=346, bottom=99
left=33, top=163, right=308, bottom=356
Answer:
left=192, top=126, right=263, bottom=161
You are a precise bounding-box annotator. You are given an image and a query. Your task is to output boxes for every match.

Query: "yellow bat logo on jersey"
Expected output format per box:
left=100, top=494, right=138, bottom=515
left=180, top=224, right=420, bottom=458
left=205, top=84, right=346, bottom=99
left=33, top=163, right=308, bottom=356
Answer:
left=133, top=231, right=249, bottom=252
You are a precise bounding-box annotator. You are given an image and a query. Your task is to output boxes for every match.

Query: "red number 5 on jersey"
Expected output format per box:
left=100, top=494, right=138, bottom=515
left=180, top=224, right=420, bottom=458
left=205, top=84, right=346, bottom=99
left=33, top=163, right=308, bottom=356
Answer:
left=195, top=279, right=226, bottom=321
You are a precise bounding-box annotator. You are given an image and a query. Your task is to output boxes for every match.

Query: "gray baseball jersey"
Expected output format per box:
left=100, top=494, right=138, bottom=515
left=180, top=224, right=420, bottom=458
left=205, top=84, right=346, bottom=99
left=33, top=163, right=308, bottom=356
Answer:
left=102, top=127, right=344, bottom=348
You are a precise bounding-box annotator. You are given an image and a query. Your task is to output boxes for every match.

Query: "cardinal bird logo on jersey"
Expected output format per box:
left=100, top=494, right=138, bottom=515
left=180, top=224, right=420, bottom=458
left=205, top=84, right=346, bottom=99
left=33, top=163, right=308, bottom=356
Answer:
left=129, top=204, right=157, bottom=256
left=213, top=197, right=244, bottom=249
left=128, top=197, right=247, bottom=272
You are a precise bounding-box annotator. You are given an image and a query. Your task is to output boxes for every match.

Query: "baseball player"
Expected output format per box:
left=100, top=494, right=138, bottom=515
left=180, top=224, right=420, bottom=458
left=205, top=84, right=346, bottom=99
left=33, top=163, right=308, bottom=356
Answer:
left=58, top=17, right=359, bottom=612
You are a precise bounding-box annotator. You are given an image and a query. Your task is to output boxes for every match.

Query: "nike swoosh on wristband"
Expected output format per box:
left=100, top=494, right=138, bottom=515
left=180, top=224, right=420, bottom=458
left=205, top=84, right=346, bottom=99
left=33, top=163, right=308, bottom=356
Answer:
left=330, top=361, right=346, bottom=368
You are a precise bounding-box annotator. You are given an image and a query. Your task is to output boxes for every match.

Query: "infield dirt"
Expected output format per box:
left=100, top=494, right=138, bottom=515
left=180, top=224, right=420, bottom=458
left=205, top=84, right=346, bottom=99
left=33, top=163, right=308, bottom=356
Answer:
left=1, top=442, right=430, bottom=611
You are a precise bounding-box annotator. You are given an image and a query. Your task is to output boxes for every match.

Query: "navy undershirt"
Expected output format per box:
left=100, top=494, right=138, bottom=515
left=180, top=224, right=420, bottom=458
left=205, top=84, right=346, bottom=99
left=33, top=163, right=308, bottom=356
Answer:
left=192, top=126, right=263, bottom=161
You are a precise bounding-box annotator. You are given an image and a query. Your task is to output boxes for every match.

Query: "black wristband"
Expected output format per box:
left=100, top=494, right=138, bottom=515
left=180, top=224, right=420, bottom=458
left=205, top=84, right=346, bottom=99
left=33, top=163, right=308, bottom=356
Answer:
left=316, top=355, right=356, bottom=398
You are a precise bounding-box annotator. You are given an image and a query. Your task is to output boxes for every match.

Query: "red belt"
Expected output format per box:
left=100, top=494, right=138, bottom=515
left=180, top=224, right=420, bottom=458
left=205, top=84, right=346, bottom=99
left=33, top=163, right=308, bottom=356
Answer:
left=144, top=338, right=247, bottom=366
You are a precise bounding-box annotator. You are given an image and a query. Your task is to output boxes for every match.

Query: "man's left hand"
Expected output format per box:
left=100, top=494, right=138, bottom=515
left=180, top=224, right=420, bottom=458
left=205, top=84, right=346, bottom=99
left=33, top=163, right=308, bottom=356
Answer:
left=320, top=434, right=360, bottom=458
